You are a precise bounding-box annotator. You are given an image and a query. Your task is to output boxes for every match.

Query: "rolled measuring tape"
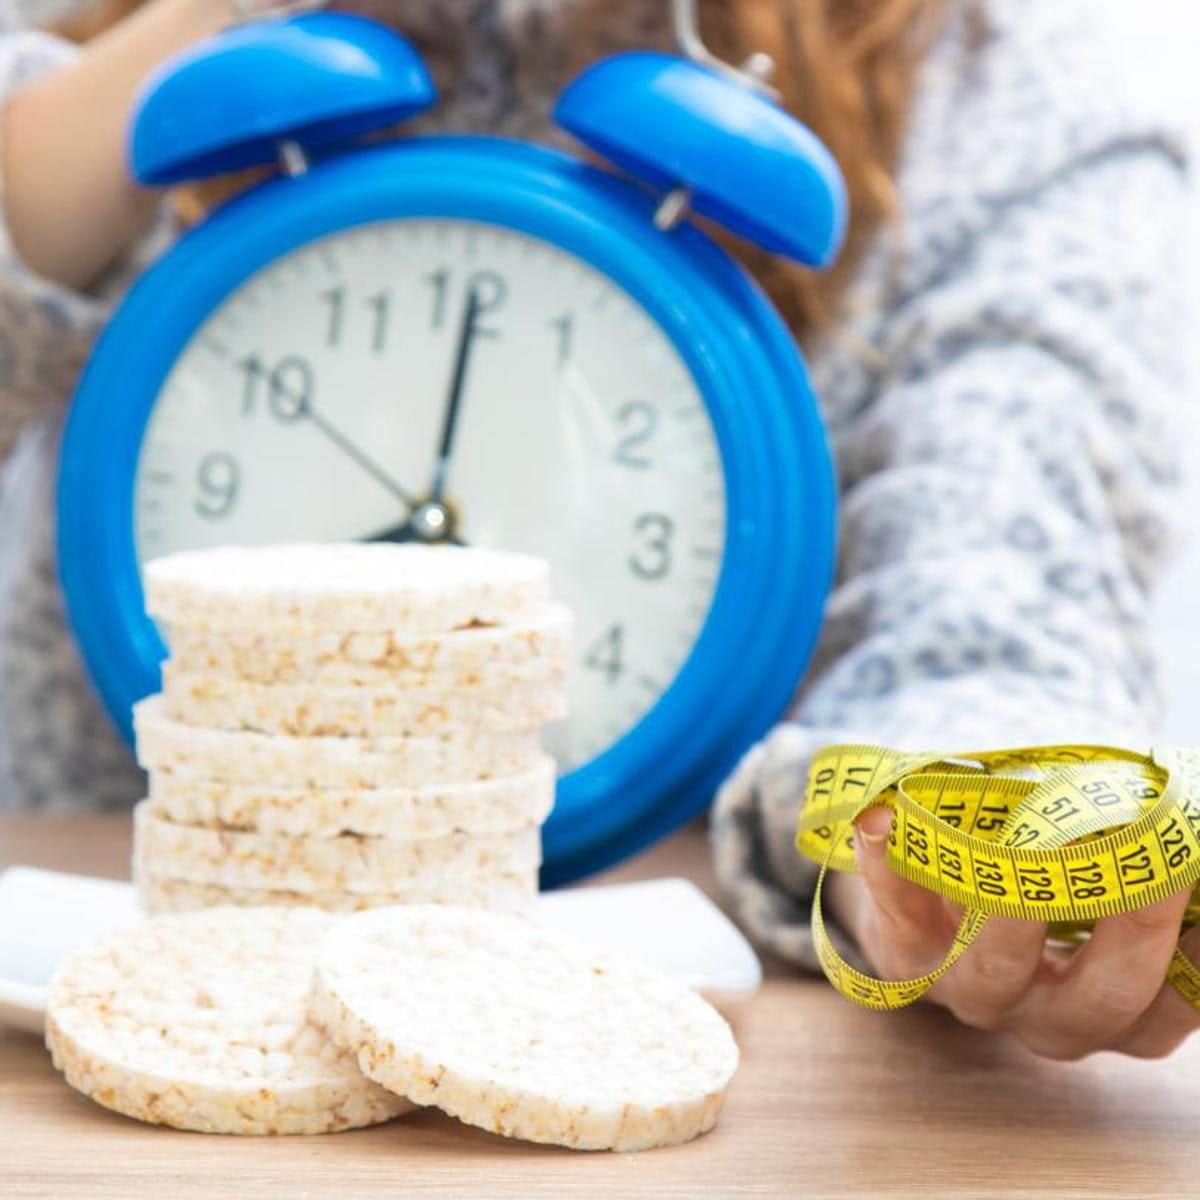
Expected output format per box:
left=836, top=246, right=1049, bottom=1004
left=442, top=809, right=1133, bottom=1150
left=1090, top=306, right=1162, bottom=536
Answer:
left=796, top=743, right=1200, bottom=1012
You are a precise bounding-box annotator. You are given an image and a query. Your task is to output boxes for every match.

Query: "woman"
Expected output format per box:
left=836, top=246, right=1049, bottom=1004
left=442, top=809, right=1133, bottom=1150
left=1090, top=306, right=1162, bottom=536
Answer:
left=0, top=0, right=1191, bottom=1058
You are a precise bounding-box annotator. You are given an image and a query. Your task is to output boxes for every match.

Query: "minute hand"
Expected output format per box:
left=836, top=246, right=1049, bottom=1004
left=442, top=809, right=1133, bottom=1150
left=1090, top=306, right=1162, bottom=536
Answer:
left=427, top=288, right=482, bottom=503
left=305, top=406, right=416, bottom=511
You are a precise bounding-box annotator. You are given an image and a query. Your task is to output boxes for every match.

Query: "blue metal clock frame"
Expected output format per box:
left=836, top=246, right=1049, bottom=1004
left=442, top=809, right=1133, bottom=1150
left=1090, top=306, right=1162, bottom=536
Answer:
left=58, top=136, right=836, bottom=885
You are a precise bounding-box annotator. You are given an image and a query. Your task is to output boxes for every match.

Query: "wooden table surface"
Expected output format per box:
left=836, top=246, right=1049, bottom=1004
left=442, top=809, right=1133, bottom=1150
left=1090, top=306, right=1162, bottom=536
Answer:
left=3, top=815, right=1199, bottom=1200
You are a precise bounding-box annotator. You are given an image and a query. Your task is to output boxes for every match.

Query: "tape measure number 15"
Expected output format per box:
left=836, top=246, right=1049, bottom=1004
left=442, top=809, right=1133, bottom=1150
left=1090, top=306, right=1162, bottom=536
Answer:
left=796, top=743, right=1200, bottom=1012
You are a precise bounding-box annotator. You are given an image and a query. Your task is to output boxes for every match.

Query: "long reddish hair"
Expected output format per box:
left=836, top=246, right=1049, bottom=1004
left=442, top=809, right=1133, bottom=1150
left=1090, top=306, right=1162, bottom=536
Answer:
left=56, top=0, right=950, bottom=336
left=706, top=0, right=949, bottom=332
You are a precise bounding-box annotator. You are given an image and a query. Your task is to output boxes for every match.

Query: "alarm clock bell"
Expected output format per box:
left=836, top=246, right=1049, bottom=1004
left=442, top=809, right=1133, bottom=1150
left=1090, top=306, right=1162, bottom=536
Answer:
left=130, top=10, right=844, bottom=264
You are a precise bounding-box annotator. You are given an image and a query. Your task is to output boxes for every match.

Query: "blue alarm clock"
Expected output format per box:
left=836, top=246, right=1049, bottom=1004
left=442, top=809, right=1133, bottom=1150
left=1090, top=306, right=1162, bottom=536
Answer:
left=57, top=9, right=844, bottom=884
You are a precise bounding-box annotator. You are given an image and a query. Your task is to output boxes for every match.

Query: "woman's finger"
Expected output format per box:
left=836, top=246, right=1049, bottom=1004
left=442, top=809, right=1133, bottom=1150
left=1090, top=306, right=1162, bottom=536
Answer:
left=1111, top=924, right=1200, bottom=1059
left=852, top=806, right=959, bottom=980
left=927, top=915, right=1047, bottom=1032
left=1003, top=888, right=1192, bottom=1060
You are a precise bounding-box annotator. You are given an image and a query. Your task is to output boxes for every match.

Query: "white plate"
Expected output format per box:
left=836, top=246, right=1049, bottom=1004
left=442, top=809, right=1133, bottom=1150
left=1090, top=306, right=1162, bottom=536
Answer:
left=0, top=867, right=760, bottom=1034
left=533, top=876, right=762, bottom=1011
left=0, top=868, right=142, bottom=1034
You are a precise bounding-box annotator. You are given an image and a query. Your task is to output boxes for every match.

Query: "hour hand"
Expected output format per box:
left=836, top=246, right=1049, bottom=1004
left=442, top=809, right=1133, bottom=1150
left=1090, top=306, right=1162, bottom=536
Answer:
left=365, top=521, right=415, bottom=544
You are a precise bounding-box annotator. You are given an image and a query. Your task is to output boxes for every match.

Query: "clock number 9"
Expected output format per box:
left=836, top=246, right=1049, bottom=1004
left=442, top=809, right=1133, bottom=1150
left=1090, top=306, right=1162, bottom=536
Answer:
left=194, top=452, right=240, bottom=521
left=239, top=354, right=312, bottom=422
left=629, top=513, right=673, bottom=580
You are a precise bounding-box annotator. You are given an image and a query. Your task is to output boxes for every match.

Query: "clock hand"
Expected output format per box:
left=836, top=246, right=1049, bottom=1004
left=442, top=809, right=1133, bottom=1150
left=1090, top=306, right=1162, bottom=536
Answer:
left=427, top=287, right=482, bottom=503
left=360, top=288, right=487, bottom=545
left=303, top=404, right=417, bottom=512
left=364, top=516, right=466, bottom=546
left=365, top=521, right=414, bottom=543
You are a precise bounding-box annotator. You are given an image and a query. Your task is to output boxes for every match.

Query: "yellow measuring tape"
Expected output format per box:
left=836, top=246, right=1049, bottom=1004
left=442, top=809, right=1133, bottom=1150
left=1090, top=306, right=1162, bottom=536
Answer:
left=796, top=743, right=1200, bottom=1012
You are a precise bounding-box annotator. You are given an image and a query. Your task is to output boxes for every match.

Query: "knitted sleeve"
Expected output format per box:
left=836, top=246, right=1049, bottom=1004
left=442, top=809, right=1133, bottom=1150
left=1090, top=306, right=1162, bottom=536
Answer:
left=711, top=0, right=1191, bottom=969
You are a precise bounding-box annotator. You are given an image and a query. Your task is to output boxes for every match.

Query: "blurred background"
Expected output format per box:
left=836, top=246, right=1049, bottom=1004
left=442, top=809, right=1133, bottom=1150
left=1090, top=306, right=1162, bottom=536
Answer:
left=1105, top=0, right=1200, bottom=741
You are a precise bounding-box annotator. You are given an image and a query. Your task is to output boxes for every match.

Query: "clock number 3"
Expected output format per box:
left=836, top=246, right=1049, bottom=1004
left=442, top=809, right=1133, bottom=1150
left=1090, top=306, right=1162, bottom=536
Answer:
left=629, top=513, right=673, bottom=580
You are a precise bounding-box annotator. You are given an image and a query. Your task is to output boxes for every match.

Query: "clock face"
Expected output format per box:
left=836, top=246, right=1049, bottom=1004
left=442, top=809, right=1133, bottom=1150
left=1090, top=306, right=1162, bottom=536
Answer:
left=134, top=218, right=727, bottom=769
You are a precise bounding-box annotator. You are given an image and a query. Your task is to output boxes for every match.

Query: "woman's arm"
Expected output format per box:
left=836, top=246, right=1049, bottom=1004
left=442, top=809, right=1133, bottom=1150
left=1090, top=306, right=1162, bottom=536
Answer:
left=2, top=0, right=234, bottom=291
left=712, top=97, right=1192, bottom=1055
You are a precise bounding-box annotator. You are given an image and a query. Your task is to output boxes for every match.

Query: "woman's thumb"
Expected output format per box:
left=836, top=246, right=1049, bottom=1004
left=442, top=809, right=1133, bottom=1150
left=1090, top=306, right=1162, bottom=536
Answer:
left=852, top=804, right=944, bottom=938
left=853, top=806, right=893, bottom=866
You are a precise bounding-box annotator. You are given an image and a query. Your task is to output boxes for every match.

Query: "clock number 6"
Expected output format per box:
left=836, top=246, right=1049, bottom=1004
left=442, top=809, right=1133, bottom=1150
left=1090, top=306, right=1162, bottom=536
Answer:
left=630, top=513, right=673, bottom=581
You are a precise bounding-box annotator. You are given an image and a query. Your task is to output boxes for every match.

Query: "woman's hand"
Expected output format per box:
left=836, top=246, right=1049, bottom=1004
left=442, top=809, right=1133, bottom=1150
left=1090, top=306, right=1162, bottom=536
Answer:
left=4, top=1, right=407, bottom=291
left=826, top=806, right=1200, bottom=1059
left=5, top=0, right=235, bottom=290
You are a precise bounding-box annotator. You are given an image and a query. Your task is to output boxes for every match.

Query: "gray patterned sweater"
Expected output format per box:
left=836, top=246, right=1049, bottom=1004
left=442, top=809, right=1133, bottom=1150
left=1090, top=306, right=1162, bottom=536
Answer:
left=0, top=0, right=1189, bottom=971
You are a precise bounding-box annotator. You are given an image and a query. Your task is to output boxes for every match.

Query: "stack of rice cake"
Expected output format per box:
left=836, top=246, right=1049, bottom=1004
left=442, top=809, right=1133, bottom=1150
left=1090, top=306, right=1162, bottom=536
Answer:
left=132, top=543, right=569, bottom=914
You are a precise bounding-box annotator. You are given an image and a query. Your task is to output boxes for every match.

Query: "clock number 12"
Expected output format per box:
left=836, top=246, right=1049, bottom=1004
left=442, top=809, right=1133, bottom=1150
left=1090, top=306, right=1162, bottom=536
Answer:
left=425, top=269, right=508, bottom=330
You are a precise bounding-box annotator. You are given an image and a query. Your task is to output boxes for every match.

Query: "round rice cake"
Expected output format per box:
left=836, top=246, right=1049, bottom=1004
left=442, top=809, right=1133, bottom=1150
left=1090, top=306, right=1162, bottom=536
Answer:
left=144, top=543, right=549, bottom=635
left=148, top=757, right=556, bottom=838
left=310, top=906, right=740, bottom=1152
left=137, top=870, right=537, bottom=916
left=133, top=801, right=541, bottom=893
left=45, top=907, right=410, bottom=1135
left=159, top=666, right=566, bottom=737
left=164, top=605, right=572, bottom=686
left=134, top=696, right=545, bottom=788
